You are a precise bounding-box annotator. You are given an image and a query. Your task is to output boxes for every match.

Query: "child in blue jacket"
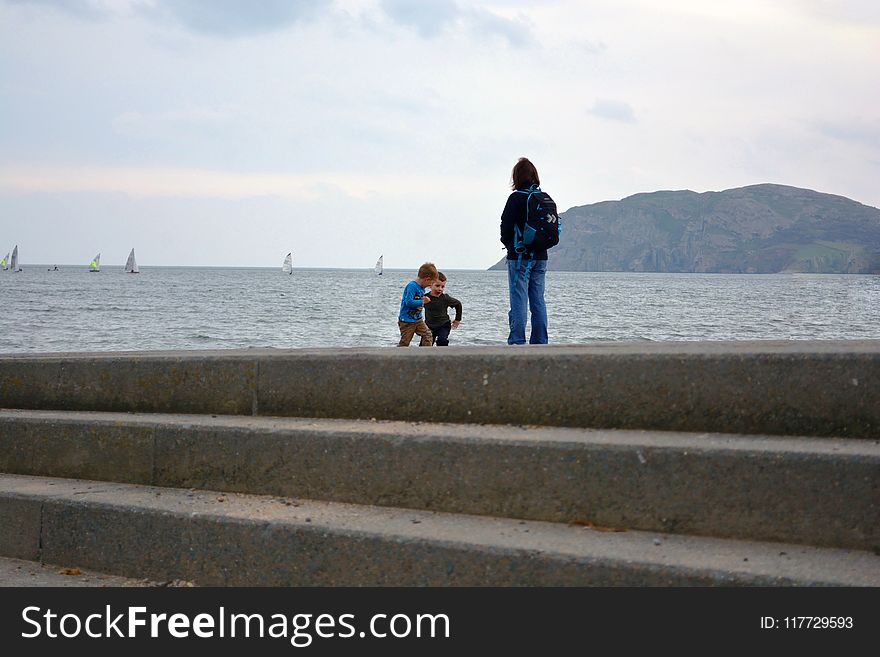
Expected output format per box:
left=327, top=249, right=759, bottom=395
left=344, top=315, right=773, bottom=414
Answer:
left=398, top=262, right=438, bottom=346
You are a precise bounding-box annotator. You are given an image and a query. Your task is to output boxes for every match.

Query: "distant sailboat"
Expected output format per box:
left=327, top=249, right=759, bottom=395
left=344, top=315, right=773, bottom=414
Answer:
left=375, top=254, right=383, bottom=276
left=282, top=252, right=293, bottom=275
left=10, top=245, right=21, bottom=272
left=1, top=252, right=8, bottom=270
left=89, top=253, right=101, bottom=272
left=124, top=248, right=139, bottom=274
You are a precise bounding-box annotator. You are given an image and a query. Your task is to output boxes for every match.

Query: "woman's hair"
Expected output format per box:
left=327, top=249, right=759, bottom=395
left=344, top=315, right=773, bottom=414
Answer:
left=511, top=157, right=540, bottom=190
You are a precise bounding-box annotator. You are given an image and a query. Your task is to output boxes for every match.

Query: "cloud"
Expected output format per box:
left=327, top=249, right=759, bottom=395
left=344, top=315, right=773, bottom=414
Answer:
left=7, top=0, right=533, bottom=45
left=588, top=99, right=636, bottom=124
left=0, top=164, right=476, bottom=200
left=379, top=0, right=459, bottom=38
left=142, top=0, right=330, bottom=37
left=813, top=119, right=880, bottom=149
left=3, top=0, right=330, bottom=35
left=468, top=7, right=532, bottom=47
left=3, top=0, right=120, bottom=19
left=111, top=107, right=237, bottom=138
left=578, top=39, right=607, bottom=55
left=788, top=0, right=880, bottom=27
left=378, top=0, right=532, bottom=45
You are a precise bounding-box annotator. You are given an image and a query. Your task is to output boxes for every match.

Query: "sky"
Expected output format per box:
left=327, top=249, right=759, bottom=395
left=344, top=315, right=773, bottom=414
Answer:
left=1, top=0, right=878, bottom=269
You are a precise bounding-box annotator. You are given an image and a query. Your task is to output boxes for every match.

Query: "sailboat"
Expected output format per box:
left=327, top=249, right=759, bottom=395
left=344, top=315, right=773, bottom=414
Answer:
left=375, top=254, right=383, bottom=276
left=282, top=252, right=292, bottom=275
left=89, top=253, right=101, bottom=272
left=10, top=245, right=22, bottom=272
left=124, top=248, right=139, bottom=274
left=1, top=252, right=8, bottom=270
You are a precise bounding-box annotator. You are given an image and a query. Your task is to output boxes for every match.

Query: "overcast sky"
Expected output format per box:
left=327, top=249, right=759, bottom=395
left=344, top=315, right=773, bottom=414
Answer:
left=1, top=0, right=878, bottom=269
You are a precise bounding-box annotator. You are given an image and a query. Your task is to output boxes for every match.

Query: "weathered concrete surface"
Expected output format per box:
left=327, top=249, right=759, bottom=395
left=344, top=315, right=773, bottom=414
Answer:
left=0, top=350, right=256, bottom=415
left=1, top=410, right=877, bottom=551
left=0, top=495, right=42, bottom=561
left=2, top=474, right=877, bottom=586
left=0, top=412, right=154, bottom=484
left=0, top=556, right=176, bottom=587
left=255, top=342, right=880, bottom=438
left=1, top=342, right=878, bottom=438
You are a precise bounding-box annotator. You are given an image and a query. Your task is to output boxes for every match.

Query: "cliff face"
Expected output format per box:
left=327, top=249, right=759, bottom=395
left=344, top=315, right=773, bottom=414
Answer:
left=490, top=184, right=880, bottom=273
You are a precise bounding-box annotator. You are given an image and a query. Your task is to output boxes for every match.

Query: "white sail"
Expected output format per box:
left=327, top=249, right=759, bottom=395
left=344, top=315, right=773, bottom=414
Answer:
left=282, top=252, right=293, bottom=274
left=1, top=252, right=8, bottom=270
left=124, top=248, right=139, bottom=273
left=375, top=254, right=383, bottom=275
left=89, top=253, right=101, bottom=272
left=11, top=245, right=20, bottom=272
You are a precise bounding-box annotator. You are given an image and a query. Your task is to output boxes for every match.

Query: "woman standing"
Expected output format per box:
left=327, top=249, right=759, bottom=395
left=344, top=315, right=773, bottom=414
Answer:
left=499, top=157, right=553, bottom=345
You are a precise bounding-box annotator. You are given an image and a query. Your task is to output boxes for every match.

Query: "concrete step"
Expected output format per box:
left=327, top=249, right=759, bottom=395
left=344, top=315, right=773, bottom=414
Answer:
left=0, top=556, right=191, bottom=587
left=1, top=342, right=878, bottom=437
left=2, top=473, right=877, bottom=587
left=1, top=410, right=877, bottom=551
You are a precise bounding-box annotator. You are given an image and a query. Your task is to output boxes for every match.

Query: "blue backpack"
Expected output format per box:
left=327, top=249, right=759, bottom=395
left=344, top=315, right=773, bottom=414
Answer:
left=513, top=184, right=561, bottom=255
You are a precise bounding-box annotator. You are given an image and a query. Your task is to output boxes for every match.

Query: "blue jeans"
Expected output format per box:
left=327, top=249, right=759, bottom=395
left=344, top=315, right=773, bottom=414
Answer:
left=507, top=258, right=548, bottom=345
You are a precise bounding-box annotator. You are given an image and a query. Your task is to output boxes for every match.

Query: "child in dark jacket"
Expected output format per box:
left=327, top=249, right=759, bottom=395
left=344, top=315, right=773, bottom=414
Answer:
left=424, top=271, right=463, bottom=346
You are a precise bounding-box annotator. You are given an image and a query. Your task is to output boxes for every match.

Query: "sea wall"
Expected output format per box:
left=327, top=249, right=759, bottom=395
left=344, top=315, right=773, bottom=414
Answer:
left=1, top=341, right=878, bottom=438
left=1, top=341, right=878, bottom=586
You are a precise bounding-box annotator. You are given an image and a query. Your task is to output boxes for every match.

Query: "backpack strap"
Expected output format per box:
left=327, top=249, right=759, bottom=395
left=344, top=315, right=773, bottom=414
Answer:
left=513, top=184, right=541, bottom=254
left=520, top=257, right=536, bottom=284
left=513, top=183, right=541, bottom=281
left=514, top=245, right=536, bottom=284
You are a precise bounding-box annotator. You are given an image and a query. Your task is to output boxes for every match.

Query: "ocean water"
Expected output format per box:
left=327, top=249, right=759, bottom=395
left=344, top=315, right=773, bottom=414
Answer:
left=0, top=266, right=878, bottom=353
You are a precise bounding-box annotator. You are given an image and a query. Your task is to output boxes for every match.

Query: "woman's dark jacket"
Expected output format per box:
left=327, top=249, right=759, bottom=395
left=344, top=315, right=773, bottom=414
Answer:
left=499, top=184, right=548, bottom=261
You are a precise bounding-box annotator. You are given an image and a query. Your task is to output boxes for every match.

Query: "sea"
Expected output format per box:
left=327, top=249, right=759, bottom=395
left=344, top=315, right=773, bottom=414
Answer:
left=0, top=266, right=878, bottom=353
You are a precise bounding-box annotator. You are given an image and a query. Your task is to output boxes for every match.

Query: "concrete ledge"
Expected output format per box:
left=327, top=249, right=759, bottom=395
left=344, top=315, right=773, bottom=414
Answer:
left=255, top=342, right=880, bottom=438
left=0, top=556, right=165, bottom=587
left=0, top=351, right=256, bottom=415
left=0, top=495, right=42, bottom=561
left=2, top=474, right=878, bottom=586
left=1, top=342, right=878, bottom=438
left=1, top=410, right=877, bottom=550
